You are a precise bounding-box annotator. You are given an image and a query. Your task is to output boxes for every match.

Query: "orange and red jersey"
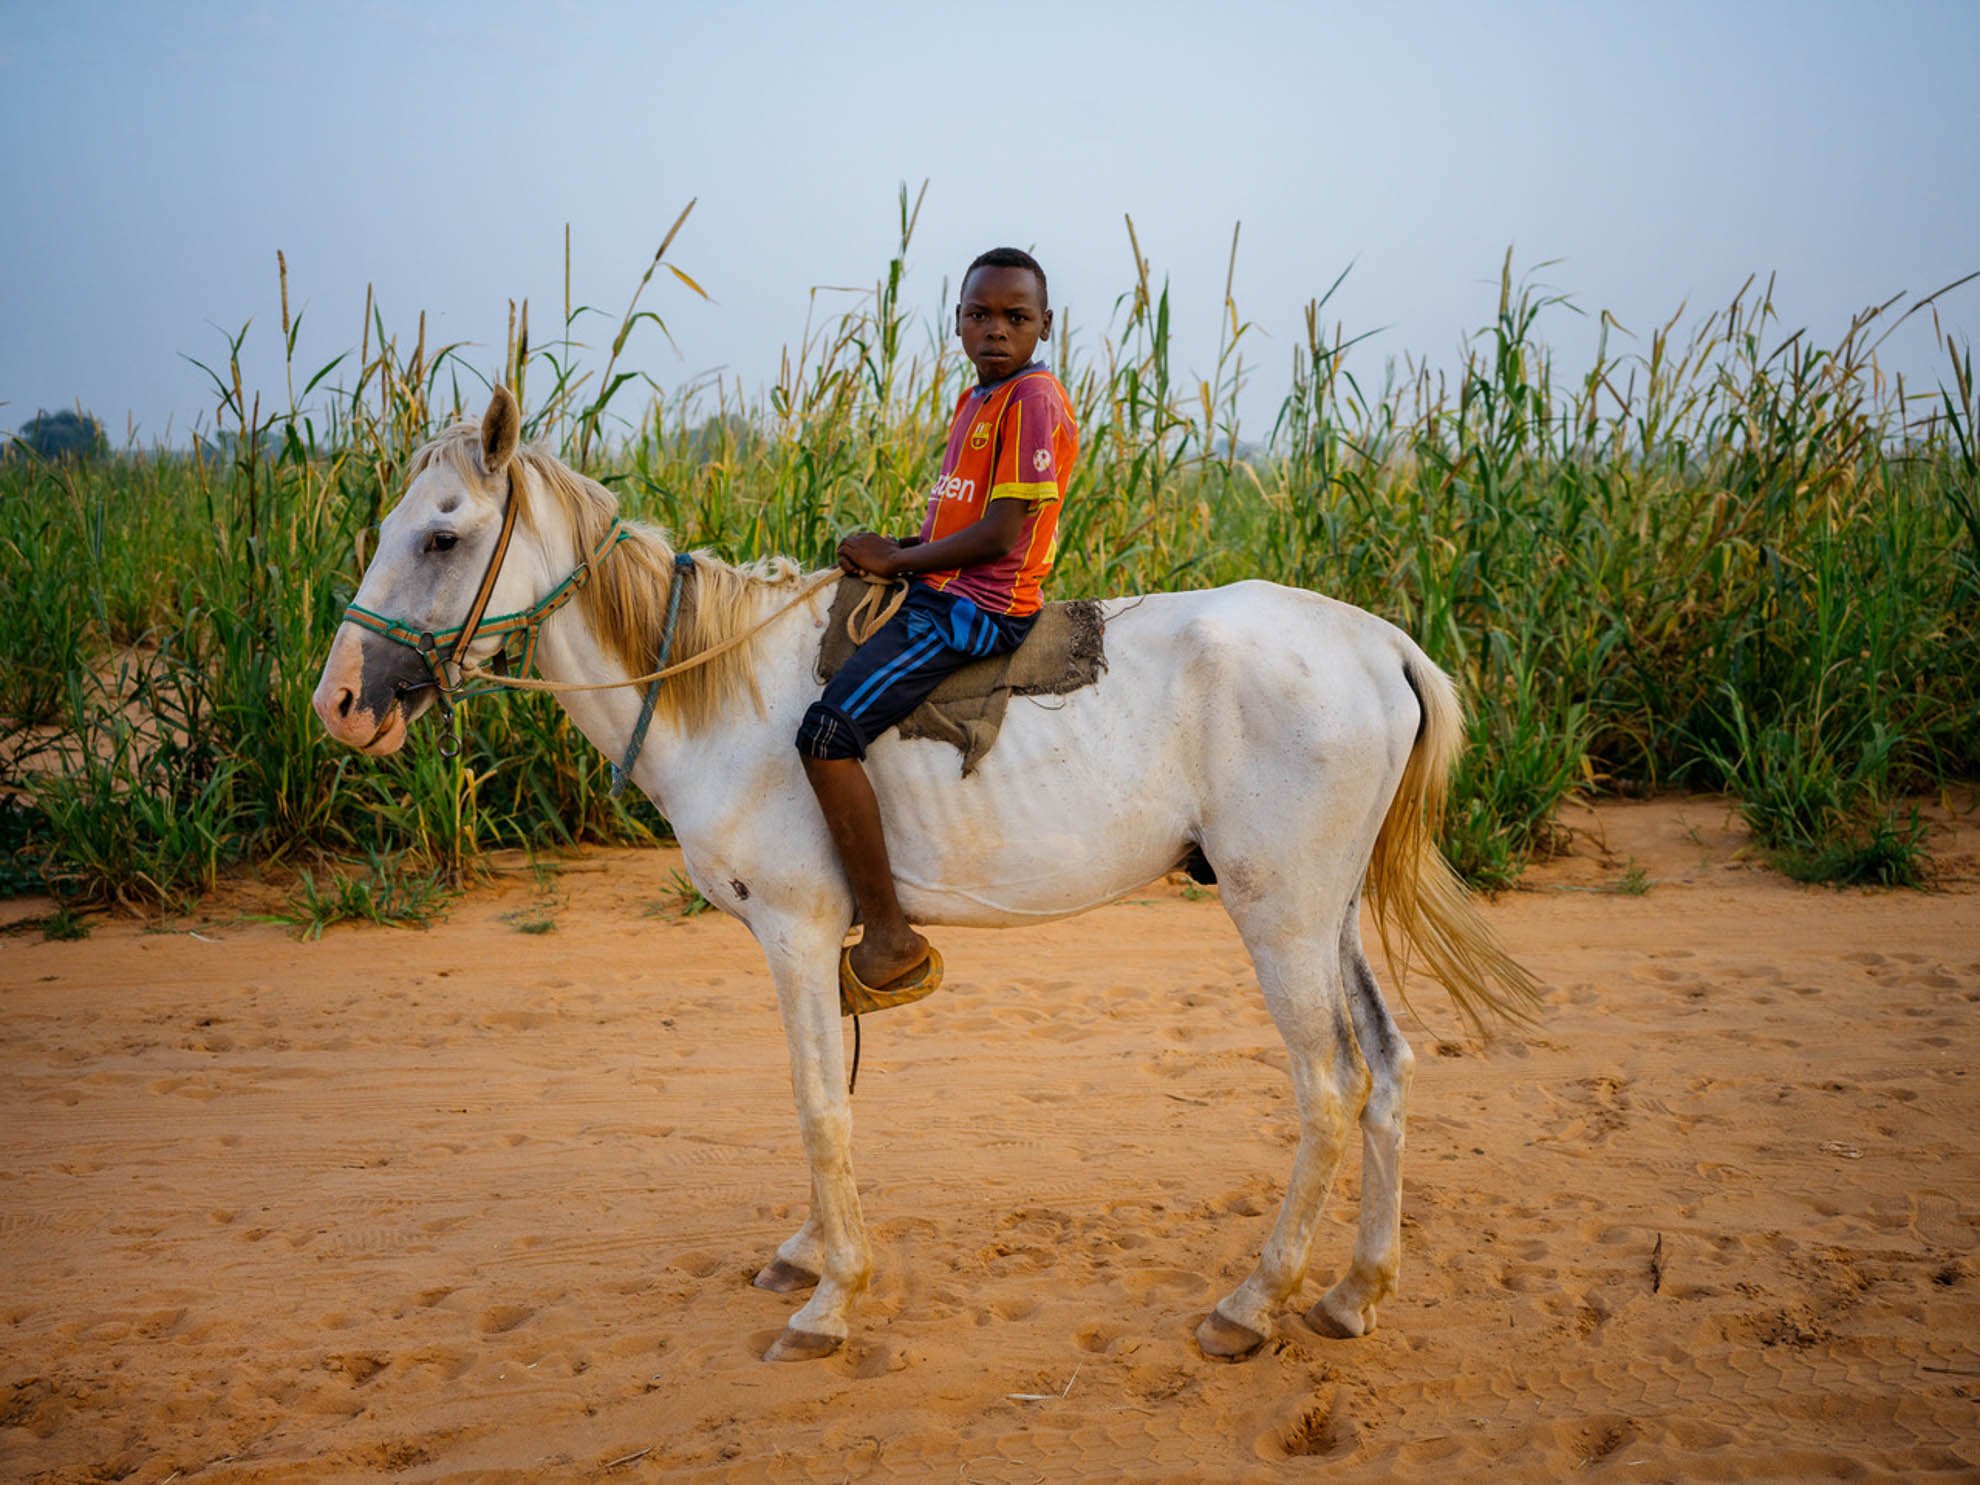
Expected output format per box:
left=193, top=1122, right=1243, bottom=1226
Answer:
left=917, top=362, right=1078, bottom=617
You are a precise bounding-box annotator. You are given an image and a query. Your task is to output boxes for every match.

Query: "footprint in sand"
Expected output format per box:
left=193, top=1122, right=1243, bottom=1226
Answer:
left=1075, top=1322, right=1126, bottom=1354
left=1258, top=1389, right=1359, bottom=1463
left=479, top=1304, right=535, bottom=1335
left=1116, top=1266, right=1209, bottom=1304
left=1911, top=1191, right=1973, bottom=1251
left=668, top=1249, right=726, bottom=1279
left=983, top=1295, right=1039, bottom=1323
left=325, top=1352, right=389, bottom=1387
left=850, top=1343, right=903, bottom=1380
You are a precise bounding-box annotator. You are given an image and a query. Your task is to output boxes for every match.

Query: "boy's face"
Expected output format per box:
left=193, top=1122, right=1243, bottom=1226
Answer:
left=955, top=266, right=1051, bottom=384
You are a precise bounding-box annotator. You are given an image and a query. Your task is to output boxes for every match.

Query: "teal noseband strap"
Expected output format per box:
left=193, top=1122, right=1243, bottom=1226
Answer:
left=342, top=514, right=636, bottom=755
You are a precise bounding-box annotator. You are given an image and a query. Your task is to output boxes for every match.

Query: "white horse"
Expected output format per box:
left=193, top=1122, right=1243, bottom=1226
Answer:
left=313, top=387, right=1538, bottom=1363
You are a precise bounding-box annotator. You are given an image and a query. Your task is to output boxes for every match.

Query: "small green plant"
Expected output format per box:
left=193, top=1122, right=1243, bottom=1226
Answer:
left=42, top=906, right=91, bottom=940
left=500, top=855, right=566, bottom=932
left=278, top=849, right=451, bottom=939
left=1610, top=859, right=1651, bottom=896
left=664, top=867, right=712, bottom=918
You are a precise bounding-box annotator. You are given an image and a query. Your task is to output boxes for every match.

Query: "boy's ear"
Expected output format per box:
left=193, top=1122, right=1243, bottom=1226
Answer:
left=1041, top=307, right=1053, bottom=341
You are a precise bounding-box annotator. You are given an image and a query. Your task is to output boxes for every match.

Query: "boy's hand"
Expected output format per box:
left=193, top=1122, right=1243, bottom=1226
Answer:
left=837, top=531, right=902, bottom=578
left=839, top=505, right=1026, bottom=579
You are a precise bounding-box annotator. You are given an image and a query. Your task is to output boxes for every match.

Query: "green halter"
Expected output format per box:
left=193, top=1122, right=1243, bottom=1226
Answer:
left=341, top=471, right=633, bottom=754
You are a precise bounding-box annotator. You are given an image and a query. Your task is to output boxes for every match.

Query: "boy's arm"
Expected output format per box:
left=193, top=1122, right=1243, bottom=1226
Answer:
left=837, top=500, right=1029, bottom=579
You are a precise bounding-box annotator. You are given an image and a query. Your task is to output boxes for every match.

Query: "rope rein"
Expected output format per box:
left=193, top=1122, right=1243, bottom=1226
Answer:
left=456, top=565, right=908, bottom=695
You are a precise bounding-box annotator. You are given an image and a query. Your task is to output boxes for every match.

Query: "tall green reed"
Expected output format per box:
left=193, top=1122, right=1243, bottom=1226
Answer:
left=2, top=200, right=1972, bottom=907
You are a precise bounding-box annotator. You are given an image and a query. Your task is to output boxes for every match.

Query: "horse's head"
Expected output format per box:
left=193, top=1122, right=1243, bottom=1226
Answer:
left=313, top=384, right=553, bottom=754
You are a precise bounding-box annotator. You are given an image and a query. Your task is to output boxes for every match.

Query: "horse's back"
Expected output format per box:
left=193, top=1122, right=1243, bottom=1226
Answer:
left=1096, top=580, right=1424, bottom=729
left=874, top=579, right=1428, bottom=927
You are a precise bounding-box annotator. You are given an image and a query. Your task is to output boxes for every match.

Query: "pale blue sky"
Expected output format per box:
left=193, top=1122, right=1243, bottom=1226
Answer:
left=3, top=0, right=1975, bottom=444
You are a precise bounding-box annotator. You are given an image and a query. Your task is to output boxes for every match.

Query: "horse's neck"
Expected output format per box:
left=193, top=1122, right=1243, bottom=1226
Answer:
left=529, top=564, right=818, bottom=826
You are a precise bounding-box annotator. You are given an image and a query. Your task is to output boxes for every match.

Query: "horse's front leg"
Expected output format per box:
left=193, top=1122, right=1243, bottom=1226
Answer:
left=754, top=1213, right=823, bottom=1293
left=752, top=912, right=868, bottom=1361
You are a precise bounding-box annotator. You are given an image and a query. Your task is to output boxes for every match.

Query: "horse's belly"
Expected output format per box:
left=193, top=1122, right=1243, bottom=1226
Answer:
left=892, top=820, right=1182, bottom=926
left=870, top=687, right=1188, bottom=927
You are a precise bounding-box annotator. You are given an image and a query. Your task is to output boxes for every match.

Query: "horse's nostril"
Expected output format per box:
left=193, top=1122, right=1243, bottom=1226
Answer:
left=336, top=687, right=355, bottom=719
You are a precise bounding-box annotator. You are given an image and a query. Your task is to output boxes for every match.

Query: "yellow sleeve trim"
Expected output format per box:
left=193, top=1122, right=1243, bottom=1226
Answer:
left=988, top=480, right=1061, bottom=504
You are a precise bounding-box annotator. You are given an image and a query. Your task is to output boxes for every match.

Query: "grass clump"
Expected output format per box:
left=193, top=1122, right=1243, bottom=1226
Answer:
left=1777, top=810, right=1929, bottom=888
left=1612, top=860, right=1651, bottom=896
left=662, top=868, right=712, bottom=919
left=1696, top=687, right=1932, bottom=888
left=42, top=906, right=91, bottom=941
left=279, top=849, right=451, bottom=939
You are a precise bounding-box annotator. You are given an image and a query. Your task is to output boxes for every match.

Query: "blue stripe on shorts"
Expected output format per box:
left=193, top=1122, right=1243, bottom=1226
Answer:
left=795, top=582, right=1035, bottom=760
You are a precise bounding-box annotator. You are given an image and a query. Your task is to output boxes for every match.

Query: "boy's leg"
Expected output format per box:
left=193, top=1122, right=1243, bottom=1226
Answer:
left=796, top=589, right=1025, bottom=989
left=799, top=754, right=929, bottom=989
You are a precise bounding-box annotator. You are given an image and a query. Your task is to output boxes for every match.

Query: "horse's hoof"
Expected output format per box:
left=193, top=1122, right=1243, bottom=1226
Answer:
left=752, top=1258, right=820, bottom=1294
left=764, top=1326, right=842, bottom=1363
left=1195, top=1307, right=1266, bottom=1360
left=1302, top=1298, right=1369, bottom=1339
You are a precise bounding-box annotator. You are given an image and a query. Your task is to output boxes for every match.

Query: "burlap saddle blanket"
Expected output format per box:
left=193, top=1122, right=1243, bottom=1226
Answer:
left=814, top=577, right=1108, bottom=776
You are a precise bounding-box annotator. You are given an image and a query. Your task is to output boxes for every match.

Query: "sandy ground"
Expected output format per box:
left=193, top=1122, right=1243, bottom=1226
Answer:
left=2, top=796, right=1977, bottom=1483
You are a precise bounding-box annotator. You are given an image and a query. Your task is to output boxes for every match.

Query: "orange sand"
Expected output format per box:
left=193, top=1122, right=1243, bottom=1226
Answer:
left=2, top=797, right=1976, bottom=1482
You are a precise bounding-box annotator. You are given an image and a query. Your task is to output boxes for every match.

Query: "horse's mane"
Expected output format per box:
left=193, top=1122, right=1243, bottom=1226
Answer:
left=407, top=419, right=808, bottom=732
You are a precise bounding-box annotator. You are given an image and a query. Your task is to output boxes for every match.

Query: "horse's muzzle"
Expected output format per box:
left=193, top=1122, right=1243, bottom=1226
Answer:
left=313, top=625, right=433, bottom=754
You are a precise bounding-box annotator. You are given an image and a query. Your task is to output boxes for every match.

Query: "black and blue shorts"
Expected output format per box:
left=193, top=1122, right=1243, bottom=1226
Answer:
left=796, top=582, right=1035, bottom=761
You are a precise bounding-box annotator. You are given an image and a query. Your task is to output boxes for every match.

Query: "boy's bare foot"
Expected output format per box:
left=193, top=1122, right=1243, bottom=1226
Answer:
left=848, top=926, right=933, bottom=991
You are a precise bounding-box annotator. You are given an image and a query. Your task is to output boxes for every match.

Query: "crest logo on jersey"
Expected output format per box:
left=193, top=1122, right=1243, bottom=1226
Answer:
left=969, top=422, right=992, bottom=449
left=1033, top=448, right=1052, bottom=473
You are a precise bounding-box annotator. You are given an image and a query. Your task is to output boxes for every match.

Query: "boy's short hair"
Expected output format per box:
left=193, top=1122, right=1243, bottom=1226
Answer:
left=964, top=247, right=1048, bottom=310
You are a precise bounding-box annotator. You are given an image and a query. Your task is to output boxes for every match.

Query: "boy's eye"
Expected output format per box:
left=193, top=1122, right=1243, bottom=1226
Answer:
left=425, top=531, right=458, bottom=553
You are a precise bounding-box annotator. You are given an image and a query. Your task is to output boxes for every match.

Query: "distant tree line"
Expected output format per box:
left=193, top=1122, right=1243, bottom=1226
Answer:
left=0, top=413, right=287, bottom=466
left=6, top=410, right=107, bottom=463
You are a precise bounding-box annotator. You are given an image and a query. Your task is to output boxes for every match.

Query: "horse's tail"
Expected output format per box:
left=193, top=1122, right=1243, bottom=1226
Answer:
left=1364, top=649, right=1543, bottom=1030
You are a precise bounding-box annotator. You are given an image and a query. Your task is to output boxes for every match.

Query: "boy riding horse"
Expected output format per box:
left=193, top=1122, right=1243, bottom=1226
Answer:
left=796, top=247, right=1078, bottom=1007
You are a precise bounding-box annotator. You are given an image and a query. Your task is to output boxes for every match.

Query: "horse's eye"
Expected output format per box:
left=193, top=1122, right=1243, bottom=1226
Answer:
left=425, top=531, right=458, bottom=554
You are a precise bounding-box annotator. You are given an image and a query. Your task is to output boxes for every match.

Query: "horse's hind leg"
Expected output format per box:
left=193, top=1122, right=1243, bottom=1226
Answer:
left=1307, top=904, right=1415, bottom=1338
left=1196, top=924, right=1362, bottom=1360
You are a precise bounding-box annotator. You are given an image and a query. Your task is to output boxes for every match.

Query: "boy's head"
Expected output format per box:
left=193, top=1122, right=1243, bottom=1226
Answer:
left=956, top=247, right=1052, bottom=385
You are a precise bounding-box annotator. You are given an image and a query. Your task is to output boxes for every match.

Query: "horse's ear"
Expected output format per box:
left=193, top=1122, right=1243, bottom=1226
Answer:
left=480, top=385, right=520, bottom=477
